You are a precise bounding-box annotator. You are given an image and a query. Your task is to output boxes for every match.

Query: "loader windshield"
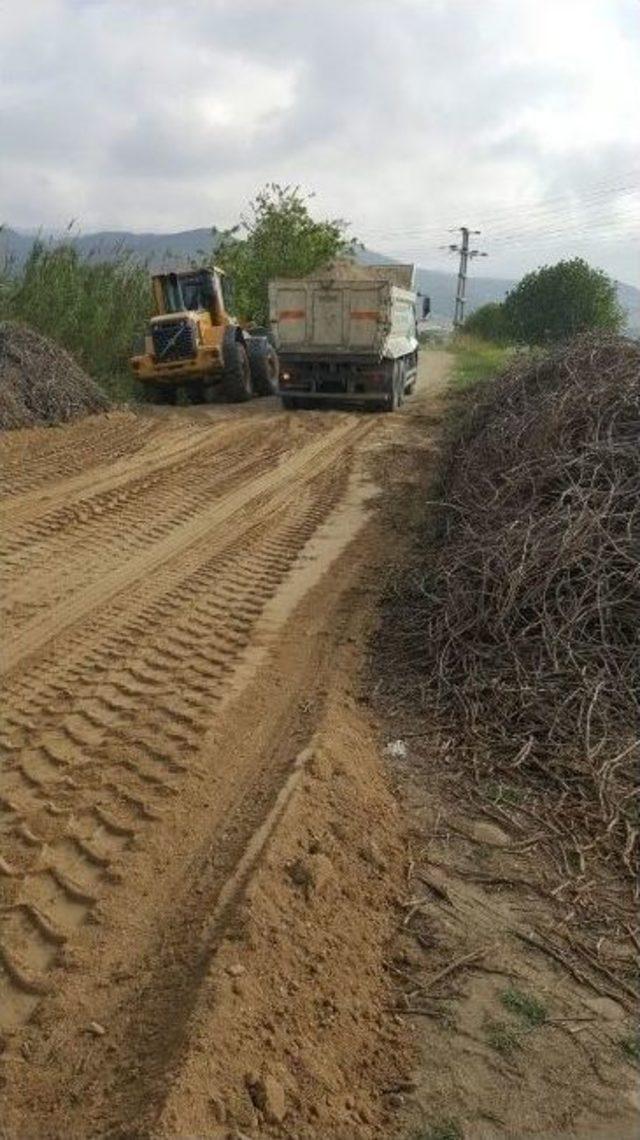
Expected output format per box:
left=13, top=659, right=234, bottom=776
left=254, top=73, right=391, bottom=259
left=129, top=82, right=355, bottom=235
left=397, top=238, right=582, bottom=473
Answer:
left=160, top=271, right=214, bottom=313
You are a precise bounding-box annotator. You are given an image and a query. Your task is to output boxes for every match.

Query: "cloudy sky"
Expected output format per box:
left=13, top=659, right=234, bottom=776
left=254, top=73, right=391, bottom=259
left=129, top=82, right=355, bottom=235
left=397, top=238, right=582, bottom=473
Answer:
left=1, top=0, right=638, bottom=282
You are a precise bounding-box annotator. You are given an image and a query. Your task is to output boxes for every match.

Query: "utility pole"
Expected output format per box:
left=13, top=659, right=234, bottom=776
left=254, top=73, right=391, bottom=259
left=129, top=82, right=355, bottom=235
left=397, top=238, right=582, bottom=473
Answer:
left=446, top=227, right=487, bottom=327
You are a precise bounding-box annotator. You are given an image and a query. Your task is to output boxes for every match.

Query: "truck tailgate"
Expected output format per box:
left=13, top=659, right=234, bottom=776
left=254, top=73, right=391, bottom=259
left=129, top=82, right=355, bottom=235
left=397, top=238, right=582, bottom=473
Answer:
left=270, top=282, right=388, bottom=354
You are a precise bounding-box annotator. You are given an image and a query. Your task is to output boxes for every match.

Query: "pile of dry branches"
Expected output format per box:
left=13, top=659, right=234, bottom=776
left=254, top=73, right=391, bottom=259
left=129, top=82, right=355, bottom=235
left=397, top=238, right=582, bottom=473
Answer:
left=0, top=321, right=110, bottom=430
left=402, top=335, right=640, bottom=880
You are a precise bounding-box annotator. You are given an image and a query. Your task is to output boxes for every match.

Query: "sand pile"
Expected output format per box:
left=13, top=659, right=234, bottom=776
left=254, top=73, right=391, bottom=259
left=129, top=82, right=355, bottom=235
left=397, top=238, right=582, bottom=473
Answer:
left=0, top=321, right=110, bottom=430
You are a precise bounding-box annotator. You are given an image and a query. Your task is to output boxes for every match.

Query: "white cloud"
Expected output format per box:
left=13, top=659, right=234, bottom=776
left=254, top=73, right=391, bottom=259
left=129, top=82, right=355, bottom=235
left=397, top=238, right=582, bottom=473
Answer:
left=0, top=0, right=638, bottom=281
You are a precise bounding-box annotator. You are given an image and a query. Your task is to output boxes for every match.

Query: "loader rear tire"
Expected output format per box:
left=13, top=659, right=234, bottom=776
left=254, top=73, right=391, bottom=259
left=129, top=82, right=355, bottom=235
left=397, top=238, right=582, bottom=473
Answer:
left=222, top=340, right=253, bottom=403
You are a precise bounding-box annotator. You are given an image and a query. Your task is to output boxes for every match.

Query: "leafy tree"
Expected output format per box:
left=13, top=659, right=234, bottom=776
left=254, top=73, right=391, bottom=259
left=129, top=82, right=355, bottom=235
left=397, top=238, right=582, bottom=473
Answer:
left=215, top=183, right=358, bottom=324
left=463, top=301, right=510, bottom=344
left=503, top=257, right=622, bottom=344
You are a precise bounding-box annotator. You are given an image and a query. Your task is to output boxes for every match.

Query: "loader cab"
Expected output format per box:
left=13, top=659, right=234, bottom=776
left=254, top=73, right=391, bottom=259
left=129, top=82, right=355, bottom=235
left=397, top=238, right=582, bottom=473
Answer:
left=152, top=267, right=232, bottom=326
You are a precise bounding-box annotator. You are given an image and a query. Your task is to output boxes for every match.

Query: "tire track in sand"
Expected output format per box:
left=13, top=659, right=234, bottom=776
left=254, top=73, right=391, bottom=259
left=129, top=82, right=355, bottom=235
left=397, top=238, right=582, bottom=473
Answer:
left=0, top=414, right=371, bottom=1030
left=1, top=418, right=365, bottom=678
left=1, top=422, right=298, bottom=632
left=0, top=413, right=156, bottom=497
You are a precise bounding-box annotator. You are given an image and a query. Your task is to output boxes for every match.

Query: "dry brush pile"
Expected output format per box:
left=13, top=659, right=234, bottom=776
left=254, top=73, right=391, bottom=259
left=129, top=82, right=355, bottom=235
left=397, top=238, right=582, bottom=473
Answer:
left=399, top=335, right=640, bottom=885
left=0, top=321, right=110, bottom=430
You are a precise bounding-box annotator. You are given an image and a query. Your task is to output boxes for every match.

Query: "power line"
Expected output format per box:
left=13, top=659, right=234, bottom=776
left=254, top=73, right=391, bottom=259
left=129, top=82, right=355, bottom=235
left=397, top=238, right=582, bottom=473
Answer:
left=362, top=172, right=640, bottom=233
left=359, top=199, right=639, bottom=247
left=361, top=211, right=639, bottom=266
left=357, top=175, right=640, bottom=243
left=488, top=218, right=640, bottom=252
left=351, top=172, right=639, bottom=286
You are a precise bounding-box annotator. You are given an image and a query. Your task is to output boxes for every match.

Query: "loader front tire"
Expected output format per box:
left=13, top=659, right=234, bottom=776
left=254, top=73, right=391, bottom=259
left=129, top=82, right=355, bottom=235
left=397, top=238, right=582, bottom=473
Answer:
left=222, top=339, right=253, bottom=403
left=136, top=382, right=177, bottom=405
left=185, top=380, right=205, bottom=404
left=156, top=386, right=177, bottom=405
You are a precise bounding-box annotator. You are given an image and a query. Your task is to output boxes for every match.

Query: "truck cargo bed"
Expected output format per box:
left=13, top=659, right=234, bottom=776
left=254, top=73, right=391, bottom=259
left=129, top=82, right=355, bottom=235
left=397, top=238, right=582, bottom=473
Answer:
left=269, top=266, right=419, bottom=410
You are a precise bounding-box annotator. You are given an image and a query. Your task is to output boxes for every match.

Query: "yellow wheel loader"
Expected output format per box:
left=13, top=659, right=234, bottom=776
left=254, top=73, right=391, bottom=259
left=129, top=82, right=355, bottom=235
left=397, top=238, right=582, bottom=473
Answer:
left=130, top=267, right=279, bottom=404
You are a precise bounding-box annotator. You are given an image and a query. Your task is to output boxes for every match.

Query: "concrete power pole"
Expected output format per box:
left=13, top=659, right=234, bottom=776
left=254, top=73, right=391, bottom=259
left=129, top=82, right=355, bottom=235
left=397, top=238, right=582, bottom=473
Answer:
left=447, top=227, right=487, bottom=328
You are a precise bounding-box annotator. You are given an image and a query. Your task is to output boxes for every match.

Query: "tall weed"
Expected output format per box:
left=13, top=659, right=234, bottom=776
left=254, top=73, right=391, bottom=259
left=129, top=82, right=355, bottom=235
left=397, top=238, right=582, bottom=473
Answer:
left=0, top=240, right=152, bottom=400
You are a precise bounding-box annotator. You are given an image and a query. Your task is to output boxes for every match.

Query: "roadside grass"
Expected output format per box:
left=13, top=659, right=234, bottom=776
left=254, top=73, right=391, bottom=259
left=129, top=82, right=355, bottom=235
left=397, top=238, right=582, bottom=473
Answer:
left=619, top=1031, right=640, bottom=1064
left=449, top=334, right=512, bottom=389
left=411, top=1121, right=464, bottom=1140
left=500, top=988, right=548, bottom=1027
left=0, top=240, right=152, bottom=402
left=484, top=990, right=548, bottom=1059
left=485, top=1018, right=523, bottom=1056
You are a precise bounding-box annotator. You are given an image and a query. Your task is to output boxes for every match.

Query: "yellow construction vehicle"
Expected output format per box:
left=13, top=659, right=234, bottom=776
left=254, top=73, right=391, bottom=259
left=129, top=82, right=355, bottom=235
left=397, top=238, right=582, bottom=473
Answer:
left=130, top=266, right=279, bottom=404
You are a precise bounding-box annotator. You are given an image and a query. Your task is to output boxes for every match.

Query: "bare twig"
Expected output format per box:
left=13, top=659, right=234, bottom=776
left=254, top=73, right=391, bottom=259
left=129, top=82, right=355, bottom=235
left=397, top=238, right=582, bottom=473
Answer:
left=422, top=947, right=487, bottom=991
left=380, top=334, right=640, bottom=908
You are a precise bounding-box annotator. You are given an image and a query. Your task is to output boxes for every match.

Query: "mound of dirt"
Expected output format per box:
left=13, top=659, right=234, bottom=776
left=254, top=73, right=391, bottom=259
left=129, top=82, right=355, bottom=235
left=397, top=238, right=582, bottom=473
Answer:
left=313, top=259, right=414, bottom=287
left=314, top=258, right=372, bottom=280
left=0, top=321, right=110, bottom=430
left=389, top=334, right=640, bottom=883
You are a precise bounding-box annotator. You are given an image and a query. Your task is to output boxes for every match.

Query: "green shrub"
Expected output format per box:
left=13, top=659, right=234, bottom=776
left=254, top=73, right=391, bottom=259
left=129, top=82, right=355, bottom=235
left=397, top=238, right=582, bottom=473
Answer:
left=503, top=257, right=623, bottom=344
left=463, top=302, right=510, bottom=344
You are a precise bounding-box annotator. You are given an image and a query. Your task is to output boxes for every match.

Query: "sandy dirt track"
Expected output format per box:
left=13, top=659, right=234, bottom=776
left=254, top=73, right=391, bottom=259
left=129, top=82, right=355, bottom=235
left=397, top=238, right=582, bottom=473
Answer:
left=0, top=358, right=450, bottom=1138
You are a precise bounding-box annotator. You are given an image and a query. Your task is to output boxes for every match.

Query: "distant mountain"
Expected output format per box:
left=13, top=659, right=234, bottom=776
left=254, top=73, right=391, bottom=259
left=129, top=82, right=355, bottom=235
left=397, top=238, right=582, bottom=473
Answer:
left=1, top=225, right=638, bottom=331
left=0, top=226, right=215, bottom=269
left=0, top=227, right=34, bottom=265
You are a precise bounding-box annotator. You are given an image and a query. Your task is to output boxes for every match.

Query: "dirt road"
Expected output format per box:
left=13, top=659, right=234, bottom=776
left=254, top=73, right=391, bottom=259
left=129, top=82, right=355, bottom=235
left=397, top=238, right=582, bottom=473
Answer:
left=0, top=356, right=450, bottom=1138
left=2, top=354, right=637, bottom=1140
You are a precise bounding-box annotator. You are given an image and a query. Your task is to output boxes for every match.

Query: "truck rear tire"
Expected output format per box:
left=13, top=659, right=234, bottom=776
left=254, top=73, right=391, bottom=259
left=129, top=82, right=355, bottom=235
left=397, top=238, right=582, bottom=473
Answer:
left=222, top=340, right=253, bottom=402
left=382, top=360, right=403, bottom=412
left=247, top=339, right=279, bottom=396
left=404, top=352, right=418, bottom=394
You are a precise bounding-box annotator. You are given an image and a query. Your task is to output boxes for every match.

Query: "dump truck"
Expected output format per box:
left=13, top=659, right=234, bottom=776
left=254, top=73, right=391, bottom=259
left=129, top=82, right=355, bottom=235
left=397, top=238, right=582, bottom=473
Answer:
left=130, top=267, right=279, bottom=404
left=268, top=264, right=429, bottom=410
